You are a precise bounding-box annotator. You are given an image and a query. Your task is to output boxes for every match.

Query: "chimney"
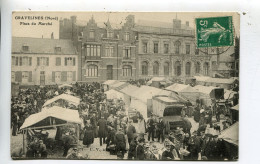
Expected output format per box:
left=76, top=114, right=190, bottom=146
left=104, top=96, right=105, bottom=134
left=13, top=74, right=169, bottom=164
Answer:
left=186, top=21, right=189, bottom=27
left=173, top=19, right=181, bottom=29
left=51, top=32, right=54, bottom=39
left=70, top=16, right=77, bottom=24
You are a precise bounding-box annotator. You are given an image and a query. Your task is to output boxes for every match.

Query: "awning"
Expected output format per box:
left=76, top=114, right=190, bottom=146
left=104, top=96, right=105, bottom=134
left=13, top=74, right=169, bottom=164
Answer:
left=43, top=94, right=80, bottom=107
left=219, top=122, right=239, bottom=146
left=58, top=84, right=73, bottom=88
left=102, top=80, right=119, bottom=85
left=105, top=89, right=124, bottom=99
left=20, top=106, right=82, bottom=130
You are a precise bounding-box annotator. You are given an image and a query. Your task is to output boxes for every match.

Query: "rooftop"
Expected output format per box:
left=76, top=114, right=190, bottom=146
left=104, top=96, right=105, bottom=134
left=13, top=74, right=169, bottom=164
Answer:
left=12, top=37, right=77, bottom=55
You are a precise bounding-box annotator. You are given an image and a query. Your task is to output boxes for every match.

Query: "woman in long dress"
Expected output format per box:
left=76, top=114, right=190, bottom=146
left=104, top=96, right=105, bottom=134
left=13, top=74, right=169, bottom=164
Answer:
left=83, top=120, right=94, bottom=147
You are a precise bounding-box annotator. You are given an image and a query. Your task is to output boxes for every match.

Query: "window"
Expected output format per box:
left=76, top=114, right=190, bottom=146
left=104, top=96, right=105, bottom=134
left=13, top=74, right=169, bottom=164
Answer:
left=13, top=56, right=32, bottom=66
left=143, top=42, right=148, bottom=53
left=86, top=45, right=101, bottom=57
left=107, top=31, right=113, bottom=38
left=22, top=46, right=29, bottom=51
left=195, top=48, right=199, bottom=55
left=56, top=57, right=61, bottom=66
left=164, top=62, right=169, bottom=76
left=186, top=44, right=190, bottom=54
left=153, top=61, right=159, bottom=75
left=175, top=41, right=181, bottom=54
left=175, top=61, right=181, bottom=76
left=89, top=31, right=95, bottom=39
left=11, top=72, right=15, bottom=82
left=37, top=57, right=49, bottom=66
left=164, top=44, right=169, bottom=54
left=154, top=43, right=159, bottom=53
left=12, top=57, right=15, bottom=66
left=124, top=32, right=130, bottom=41
left=122, top=65, right=132, bottom=77
left=141, top=61, right=148, bottom=75
left=15, top=57, right=19, bottom=66
left=67, top=71, right=73, bottom=82
left=86, top=65, right=98, bottom=77
left=65, top=57, right=76, bottom=66
left=105, top=46, right=114, bottom=57
left=185, top=62, right=191, bottom=75
left=204, top=62, right=209, bottom=76
left=195, top=62, right=201, bottom=74
left=123, top=47, right=131, bottom=58
left=55, top=47, right=61, bottom=52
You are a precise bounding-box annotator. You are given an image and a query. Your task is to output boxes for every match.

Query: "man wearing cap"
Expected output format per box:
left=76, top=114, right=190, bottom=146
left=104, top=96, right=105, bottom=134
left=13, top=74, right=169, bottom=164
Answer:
left=162, top=143, right=174, bottom=160
left=127, top=134, right=138, bottom=159
left=114, top=128, right=126, bottom=159
left=127, top=120, right=136, bottom=147
left=157, top=117, right=165, bottom=143
left=98, top=116, right=107, bottom=146
left=147, top=115, right=155, bottom=141
left=136, top=138, right=145, bottom=160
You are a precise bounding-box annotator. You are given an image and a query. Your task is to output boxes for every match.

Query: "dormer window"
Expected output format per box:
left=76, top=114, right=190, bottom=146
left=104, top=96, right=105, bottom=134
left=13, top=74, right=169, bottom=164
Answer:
left=22, top=45, right=29, bottom=51
left=124, top=32, right=130, bottom=41
left=89, top=30, right=95, bottom=39
left=55, top=46, right=61, bottom=52
left=107, top=31, right=113, bottom=38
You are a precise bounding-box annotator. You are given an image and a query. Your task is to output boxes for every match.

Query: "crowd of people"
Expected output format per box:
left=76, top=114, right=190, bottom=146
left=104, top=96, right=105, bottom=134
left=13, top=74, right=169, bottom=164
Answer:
left=11, top=80, right=238, bottom=160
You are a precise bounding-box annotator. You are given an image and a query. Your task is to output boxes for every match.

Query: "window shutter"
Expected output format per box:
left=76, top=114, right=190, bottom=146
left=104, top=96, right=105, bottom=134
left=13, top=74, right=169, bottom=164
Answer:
left=46, top=58, right=49, bottom=66
left=65, top=58, right=67, bottom=66
left=73, top=71, right=76, bottom=81
left=52, top=72, right=55, bottom=82
left=29, top=57, right=32, bottom=66
left=73, top=58, right=76, bottom=66
left=37, top=57, right=40, bottom=66
left=131, top=47, right=135, bottom=58
left=15, top=71, right=22, bottom=82
left=56, top=57, right=58, bottom=66
left=28, top=71, right=32, bottom=82
left=19, top=57, right=22, bottom=66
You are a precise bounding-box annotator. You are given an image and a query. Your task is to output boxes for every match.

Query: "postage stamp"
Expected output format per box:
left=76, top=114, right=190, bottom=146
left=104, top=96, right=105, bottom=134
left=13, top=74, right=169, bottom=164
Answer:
left=195, top=16, right=234, bottom=48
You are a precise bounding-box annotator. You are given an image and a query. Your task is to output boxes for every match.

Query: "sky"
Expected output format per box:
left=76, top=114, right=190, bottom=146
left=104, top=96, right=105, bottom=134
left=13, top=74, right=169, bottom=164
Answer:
left=12, top=12, right=240, bottom=39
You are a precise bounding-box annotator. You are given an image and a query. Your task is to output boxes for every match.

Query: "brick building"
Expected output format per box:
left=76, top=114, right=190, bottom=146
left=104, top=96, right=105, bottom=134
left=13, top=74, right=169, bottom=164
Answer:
left=59, top=15, right=236, bottom=82
left=11, top=37, right=78, bottom=85
left=60, top=15, right=137, bottom=82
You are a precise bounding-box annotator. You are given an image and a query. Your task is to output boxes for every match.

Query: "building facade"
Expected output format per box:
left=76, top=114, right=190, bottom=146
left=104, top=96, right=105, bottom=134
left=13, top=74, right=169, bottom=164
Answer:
left=134, top=18, right=212, bottom=80
left=60, top=15, right=137, bottom=82
left=59, top=15, right=237, bottom=82
left=11, top=37, right=78, bottom=85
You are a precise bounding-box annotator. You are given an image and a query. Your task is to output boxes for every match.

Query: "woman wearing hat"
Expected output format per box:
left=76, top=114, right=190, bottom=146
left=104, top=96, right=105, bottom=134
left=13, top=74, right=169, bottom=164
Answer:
left=83, top=120, right=94, bottom=147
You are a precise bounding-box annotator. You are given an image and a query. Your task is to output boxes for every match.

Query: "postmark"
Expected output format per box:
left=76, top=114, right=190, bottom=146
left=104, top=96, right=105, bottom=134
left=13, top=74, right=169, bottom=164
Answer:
left=195, top=16, right=234, bottom=48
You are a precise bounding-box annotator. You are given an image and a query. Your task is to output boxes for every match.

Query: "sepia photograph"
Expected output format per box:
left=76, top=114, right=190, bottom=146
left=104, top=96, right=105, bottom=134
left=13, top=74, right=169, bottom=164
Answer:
left=10, top=12, right=239, bottom=161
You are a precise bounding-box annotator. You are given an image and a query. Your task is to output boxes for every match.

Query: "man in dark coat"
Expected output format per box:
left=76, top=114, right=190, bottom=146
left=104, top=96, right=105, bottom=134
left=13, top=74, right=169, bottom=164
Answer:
left=157, top=117, right=165, bottom=143
left=147, top=115, right=155, bottom=141
left=136, top=138, right=145, bottom=160
left=127, top=120, right=136, bottom=147
left=98, top=116, right=107, bottom=146
left=127, top=134, right=138, bottom=159
left=114, top=128, right=126, bottom=159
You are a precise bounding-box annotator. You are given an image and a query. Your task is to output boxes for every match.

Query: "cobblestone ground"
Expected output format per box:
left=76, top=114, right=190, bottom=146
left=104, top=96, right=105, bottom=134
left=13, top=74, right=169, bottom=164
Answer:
left=11, top=115, right=224, bottom=160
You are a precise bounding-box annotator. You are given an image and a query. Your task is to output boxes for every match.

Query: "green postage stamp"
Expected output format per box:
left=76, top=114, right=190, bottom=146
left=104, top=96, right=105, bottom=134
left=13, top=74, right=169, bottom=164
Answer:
left=196, top=16, right=234, bottom=48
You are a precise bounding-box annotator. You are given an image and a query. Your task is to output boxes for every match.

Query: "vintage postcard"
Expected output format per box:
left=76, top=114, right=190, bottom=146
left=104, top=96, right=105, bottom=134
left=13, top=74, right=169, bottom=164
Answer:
left=11, top=12, right=239, bottom=161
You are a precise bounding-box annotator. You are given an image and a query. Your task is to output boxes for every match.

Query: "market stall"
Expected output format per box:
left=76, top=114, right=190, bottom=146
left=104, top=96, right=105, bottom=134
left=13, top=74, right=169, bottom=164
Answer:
left=20, top=106, right=82, bottom=154
left=165, top=83, right=200, bottom=104
left=102, top=80, right=120, bottom=91
left=219, top=122, right=239, bottom=160
left=42, top=94, right=80, bottom=109
left=105, top=89, right=124, bottom=100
